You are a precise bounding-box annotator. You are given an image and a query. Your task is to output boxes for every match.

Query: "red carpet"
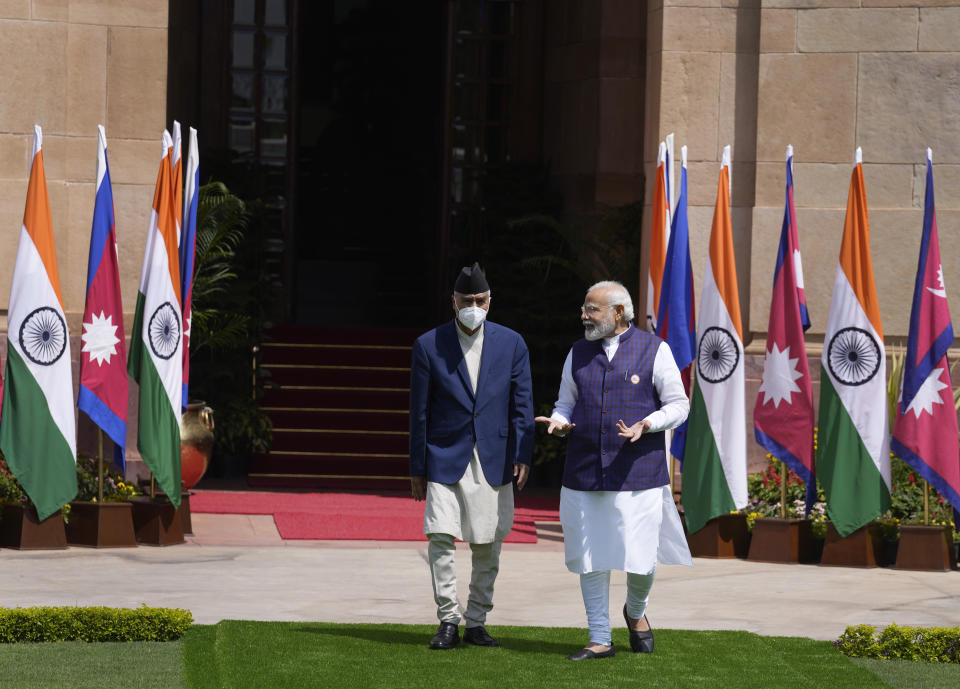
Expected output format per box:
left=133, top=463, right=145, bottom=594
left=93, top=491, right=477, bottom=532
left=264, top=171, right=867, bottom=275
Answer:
left=190, top=491, right=559, bottom=543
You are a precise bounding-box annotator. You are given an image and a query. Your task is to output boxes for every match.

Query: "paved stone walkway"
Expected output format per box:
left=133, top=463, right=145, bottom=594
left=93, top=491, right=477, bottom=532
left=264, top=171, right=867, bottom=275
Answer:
left=1, top=512, right=957, bottom=642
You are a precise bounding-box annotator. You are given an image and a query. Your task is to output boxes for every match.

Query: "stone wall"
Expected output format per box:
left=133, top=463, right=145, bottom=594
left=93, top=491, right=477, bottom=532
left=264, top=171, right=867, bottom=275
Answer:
left=645, top=0, right=960, bottom=341
left=0, top=1, right=169, bottom=468
left=0, top=1, right=168, bottom=330
left=644, top=0, right=960, bottom=474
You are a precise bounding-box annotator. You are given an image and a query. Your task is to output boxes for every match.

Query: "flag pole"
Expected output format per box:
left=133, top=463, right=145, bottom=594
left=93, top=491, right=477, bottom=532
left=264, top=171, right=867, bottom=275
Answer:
left=923, top=480, right=930, bottom=525
left=780, top=462, right=787, bottom=519
left=97, top=429, right=104, bottom=503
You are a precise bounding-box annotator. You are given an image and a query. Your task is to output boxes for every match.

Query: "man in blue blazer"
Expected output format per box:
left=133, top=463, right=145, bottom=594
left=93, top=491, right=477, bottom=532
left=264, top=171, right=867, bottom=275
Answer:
left=409, top=263, right=534, bottom=650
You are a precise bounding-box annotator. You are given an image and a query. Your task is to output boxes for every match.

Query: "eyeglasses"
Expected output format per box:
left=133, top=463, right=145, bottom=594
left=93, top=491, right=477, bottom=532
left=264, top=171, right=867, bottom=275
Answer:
left=580, top=304, right=613, bottom=314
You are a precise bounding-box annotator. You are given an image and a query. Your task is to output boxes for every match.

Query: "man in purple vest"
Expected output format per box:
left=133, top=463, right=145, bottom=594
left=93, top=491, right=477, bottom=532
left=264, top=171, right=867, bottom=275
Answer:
left=536, top=280, right=692, bottom=660
left=410, top=263, right=534, bottom=650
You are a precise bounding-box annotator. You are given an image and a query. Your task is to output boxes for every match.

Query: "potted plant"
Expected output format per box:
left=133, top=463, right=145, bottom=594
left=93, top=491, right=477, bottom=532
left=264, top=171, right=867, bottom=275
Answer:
left=187, top=181, right=272, bottom=480
left=746, top=456, right=817, bottom=564
left=66, top=455, right=138, bottom=548
left=886, top=459, right=957, bottom=571
left=0, top=455, right=68, bottom=549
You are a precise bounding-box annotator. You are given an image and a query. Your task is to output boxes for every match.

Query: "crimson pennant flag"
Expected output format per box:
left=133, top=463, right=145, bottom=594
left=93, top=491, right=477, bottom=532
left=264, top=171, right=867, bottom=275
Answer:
left=78, top=125, right=128, bottom=468
left=754, top=146, right=815, bottom=511
left=891, top=149, right=960, bottom=515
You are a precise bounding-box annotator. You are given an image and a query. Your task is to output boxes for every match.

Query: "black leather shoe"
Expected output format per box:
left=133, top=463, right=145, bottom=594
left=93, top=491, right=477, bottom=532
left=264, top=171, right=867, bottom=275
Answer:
left=429, top=622, right=460, bottom=650
left=463, top=625, right=499, bottom=647
left=623, top=606, right=654, bottom=653
left=567, top=644, right=615, bottom=661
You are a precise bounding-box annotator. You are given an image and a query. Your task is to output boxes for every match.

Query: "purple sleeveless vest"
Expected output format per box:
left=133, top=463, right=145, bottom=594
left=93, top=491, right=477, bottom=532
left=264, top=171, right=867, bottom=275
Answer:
left=563, top=326, right=668, bottom=491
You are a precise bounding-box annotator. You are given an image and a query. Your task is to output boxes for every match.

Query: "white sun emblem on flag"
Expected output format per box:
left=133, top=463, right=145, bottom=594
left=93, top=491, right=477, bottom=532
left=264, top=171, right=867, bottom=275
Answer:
left=926, top=264, right=947, bottom=298
left=758, top=343, right=803, bottom=408
left=904, top=365, right=950, bottom=419
left=81, top=311, right=121, bottom=366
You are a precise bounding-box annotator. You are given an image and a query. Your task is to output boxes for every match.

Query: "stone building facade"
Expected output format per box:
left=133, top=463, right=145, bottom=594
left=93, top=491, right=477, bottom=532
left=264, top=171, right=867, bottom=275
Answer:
left=0, top=2, right=168, bottom=464
left=0, top=1, right=958, bottom=477
left=643, top=1, right=960, bottom=471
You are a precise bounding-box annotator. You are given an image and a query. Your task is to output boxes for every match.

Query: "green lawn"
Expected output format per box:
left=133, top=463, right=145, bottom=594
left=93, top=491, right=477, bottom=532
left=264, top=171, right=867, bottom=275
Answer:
left=0, top=639, right=185, bottom=689
left=2, top=623, right=958, bottom=688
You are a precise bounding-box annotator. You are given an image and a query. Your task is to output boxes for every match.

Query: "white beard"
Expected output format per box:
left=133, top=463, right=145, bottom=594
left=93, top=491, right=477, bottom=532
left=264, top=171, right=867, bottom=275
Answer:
left=584, top=317, right=616, bottom=341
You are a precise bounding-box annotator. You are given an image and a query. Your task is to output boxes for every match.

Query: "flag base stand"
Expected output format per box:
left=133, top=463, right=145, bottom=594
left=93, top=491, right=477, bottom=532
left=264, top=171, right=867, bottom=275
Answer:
left=0, top=504, right=67, bottom=550
left=66, top=501, right=137, bottom=548
left=894, top=525, right=957, bottom=571
left=684, top=513, right=749, bottom=558
left=747, top=518, right=817, bottom=563
left=130, top=497, right=185, bottom=546
left=137, top=481, right=193, bottom=536
left=179, top=492, right=193, bottom=535
left=819, top=523, right=880, bottom=568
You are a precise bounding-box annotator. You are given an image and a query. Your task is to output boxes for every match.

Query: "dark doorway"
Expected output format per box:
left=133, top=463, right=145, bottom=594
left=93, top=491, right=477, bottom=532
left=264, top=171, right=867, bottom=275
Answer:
left=293, top=1, right=444, bottom=327
left=168, top=0, right=445, bottom=329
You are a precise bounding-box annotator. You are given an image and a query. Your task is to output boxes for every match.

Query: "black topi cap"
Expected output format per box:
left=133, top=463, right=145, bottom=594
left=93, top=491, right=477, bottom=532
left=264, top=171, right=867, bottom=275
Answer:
left=454, top=262, right=490, bottom=294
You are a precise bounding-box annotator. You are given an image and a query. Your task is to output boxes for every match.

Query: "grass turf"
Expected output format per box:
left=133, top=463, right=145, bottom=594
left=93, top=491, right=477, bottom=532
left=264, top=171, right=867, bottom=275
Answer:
left=4, top=624, right=959, bottom=688
left=851, top=658, right=960, bottom=689
left=0, top=639, right=186, bottom=688
left=182, top=622, right=894, bottom=689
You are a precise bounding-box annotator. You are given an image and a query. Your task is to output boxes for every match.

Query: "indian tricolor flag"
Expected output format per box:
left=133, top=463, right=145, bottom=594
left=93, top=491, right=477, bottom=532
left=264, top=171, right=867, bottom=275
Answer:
left=681, top=145, right=747, bottom=534
left=0, top=125, right=78, bottom=520
left=171, top=120, right=183, bottom=244
left=646, top=133, right=673, bottom=331
left=128, top=130, right=183, bottom=506
left=817, top=148, right=890, bottom=537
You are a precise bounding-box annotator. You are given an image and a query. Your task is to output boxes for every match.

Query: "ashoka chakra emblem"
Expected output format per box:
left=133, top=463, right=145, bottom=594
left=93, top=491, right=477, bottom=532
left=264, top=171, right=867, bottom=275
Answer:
left=148, top=302, right=180, bottom=360
left=19, top=306, right=67, bottom=366
left=827, top=326, right=880, bottom=386
left=697, top=326, right=739, bottom=383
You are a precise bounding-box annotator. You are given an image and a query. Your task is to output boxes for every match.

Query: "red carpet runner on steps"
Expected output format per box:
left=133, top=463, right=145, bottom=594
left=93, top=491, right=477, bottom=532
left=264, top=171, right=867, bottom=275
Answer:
left=190, top=491, right=560, bottom=543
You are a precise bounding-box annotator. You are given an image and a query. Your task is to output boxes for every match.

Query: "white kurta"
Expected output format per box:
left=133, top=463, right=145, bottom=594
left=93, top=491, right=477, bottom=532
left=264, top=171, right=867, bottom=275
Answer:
left=550, top=326, right=693, bottom=573
left=423, top=323, right=514, bottom=544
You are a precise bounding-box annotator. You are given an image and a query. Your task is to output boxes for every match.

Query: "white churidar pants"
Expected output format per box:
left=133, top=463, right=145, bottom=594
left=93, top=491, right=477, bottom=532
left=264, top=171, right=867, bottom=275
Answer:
left=579, top=569, right=656, bottom=645
left=560, top=483, right=691, bottom=645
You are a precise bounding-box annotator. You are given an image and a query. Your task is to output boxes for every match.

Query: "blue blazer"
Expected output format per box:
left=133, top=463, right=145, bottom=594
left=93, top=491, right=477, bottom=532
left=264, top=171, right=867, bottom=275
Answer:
left=409, top=320, right=534, bottom=486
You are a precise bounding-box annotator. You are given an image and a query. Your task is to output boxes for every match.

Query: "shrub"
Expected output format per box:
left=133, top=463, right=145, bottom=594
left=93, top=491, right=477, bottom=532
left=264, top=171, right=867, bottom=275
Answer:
left=836, top=624, right=960, bottom=663
left=0, top=606, right=193, bottom=643
left=75, top=455, right=140, bottom=502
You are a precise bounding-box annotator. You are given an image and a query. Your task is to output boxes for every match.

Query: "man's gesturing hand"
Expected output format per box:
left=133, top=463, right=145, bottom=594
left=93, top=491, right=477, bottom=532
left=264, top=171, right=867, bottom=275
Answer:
left=411, top=476, right=426, bottom=501
left=534, top=416, right=575, bottom=437
left=616, top=419, right=651, bottom=443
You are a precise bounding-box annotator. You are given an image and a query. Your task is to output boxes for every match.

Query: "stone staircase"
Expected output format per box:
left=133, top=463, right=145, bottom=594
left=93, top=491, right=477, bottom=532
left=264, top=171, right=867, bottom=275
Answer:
left=248, top=326, right=424, bottom=491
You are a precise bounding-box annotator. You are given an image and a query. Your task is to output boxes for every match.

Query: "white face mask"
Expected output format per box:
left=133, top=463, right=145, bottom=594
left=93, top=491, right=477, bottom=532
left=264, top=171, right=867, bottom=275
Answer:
left=457, top=306, right=487, bottom=331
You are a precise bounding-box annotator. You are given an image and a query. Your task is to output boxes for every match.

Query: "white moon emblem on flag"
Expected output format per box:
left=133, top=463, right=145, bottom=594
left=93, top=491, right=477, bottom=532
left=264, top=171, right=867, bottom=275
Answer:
left=19, top=306, right=67, bottom=366
left=827, top=326, right=880, bottom=386
left=148, top=302, right=181, bottom=360
left=697, top=326, right=739, bottom=383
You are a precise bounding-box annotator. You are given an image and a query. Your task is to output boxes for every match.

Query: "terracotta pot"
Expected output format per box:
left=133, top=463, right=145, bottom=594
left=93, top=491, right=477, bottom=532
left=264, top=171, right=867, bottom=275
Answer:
left=748, top=518, right=817, bottom=564
left=0, top=504, right=67, bottom=550
left=684, top=513, right=750, bottom=559
left=130, top=497, right=185, bottom=546
left=181, top=402, right=214, bottom=489
left=819, top=523, right=881, bottom=568
left=66, top=501, right=137, bottom=548
left=894, top=524, right=956, bottom=571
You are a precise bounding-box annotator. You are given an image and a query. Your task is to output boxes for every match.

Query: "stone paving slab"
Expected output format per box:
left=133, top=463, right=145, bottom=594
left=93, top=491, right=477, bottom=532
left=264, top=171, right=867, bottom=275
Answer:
left=0, top=513, right=957, bottom=642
